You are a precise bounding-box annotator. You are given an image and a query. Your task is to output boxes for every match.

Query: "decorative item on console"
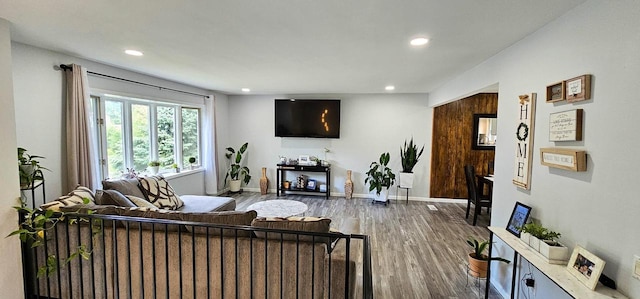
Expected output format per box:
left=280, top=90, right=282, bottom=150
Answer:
left=297, top=175, right=307, bottom=190
left=519, top=222, right=569, bottom=264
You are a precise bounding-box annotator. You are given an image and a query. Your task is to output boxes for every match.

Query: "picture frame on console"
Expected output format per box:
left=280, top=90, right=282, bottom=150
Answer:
left=567, top=246, right=606, bottom=290
left=506, top=201, right=532, bottom=237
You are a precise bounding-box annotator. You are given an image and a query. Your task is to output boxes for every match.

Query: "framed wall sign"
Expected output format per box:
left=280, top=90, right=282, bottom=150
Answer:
left=546, top=81, right=566, bottom=103
left=566, top=246, right=606, bottom=290
left=540, top=147, right=587, bottom=171
left=513, top=93, right=536, bottom=190
left=549, top=109, right=583, bottom=141
left=566, top=74, right=592, bottom=103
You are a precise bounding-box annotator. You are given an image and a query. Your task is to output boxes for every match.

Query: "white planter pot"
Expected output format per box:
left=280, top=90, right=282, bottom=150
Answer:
left=372, top=188, right=389, bottom=203
left=229, top=180, right=242, bottom=192
left=528, top=236, right=541, bottom=252
left=539, top=241, right=569, bottom=261
left=399, top=172, right=414, bottom=188
left=520, top=232, right=531, bottom=244
left=148, top=166, right=159, bottom=174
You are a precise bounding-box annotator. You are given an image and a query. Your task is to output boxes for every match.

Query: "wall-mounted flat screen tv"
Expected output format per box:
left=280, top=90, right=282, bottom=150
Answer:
left=275, top=99, right=341, bottom=138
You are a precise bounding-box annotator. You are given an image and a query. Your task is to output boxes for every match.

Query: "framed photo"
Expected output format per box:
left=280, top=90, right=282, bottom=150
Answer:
left=566, top=246, right=606, bottom=290
left=506, top=201, right=532, bottom=237
left=298, top=155, right=310, bottom=165
left=546, top=81, right=566, bottom=103
left=306, top=179, right=316, bottom=190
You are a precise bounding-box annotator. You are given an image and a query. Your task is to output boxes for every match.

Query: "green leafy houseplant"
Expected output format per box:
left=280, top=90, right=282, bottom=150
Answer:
left=18, top=147, right=48, bottom=187
left=225, top=142, right=251, bottom=186
left=7, top=200, right=98, bottom=278
left=365, top=152, right=396, bottom=195
left=400, top=138, right=424, bottom=173
left=519, top=223, right=561, bottom=242
left=466, top=237, right=511, bottom=263
left=188, top=157, right=196, bottom=164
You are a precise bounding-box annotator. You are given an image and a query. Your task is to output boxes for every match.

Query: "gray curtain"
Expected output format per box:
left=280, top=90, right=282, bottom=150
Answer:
left=65, top=64, right=97, bottom=192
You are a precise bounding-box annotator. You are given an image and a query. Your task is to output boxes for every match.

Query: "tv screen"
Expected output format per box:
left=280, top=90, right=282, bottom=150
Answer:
left=275, top=99, right=341, bottom=138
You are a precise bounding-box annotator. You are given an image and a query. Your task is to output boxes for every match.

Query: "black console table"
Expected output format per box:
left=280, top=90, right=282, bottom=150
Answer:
left=276, top=164, right=330, bottom=199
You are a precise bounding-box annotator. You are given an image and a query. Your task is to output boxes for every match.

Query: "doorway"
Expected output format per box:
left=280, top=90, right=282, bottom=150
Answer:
left=429, top=93, right=498, bottom=198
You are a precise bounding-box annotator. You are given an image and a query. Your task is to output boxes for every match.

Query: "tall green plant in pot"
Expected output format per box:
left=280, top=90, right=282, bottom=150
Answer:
left=399, top=138, right=424, bottom=188
left=225, top=142, right=251, bottom=192
left=365, top=152, right=396, bottom=204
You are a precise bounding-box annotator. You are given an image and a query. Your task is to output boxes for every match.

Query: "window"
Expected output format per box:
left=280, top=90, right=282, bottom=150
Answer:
left=94, top=94, right=201, bottom=179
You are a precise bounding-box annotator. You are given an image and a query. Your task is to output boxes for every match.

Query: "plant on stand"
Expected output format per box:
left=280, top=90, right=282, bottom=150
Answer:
left=466, top=237, right=510, bottom=278
left=188, top=157, right=197, bottom=169
left=225, top=142, right=251, bottom=192
left=399, top=138, right=424, bottom=188
left=365, top=152, right=396, bottom=205
left=18, top=147, right=48, bottom=188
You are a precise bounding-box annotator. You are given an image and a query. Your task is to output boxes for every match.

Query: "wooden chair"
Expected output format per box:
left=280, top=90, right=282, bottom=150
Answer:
left=464, top=164, right=492, bottom=226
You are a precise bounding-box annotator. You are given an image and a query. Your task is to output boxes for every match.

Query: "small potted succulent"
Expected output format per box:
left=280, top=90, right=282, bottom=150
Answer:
left=148, top=161, right=161, bottom=174
left=466, top=237, right=510, bottom=278
left=188, top=157, right=197, bottom=169
left=171, top=163, right=180, bottom=173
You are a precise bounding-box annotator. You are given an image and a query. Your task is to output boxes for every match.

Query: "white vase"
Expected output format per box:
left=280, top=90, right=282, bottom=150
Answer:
left=539, top=241, right=569, bottom=261
left=399, top=172, right=414, bottom=188
left=229, top=179, right=242, bottom=192
left=149, top=166, right=159, bottom=174
left=372, top=188, right=389, bottom=203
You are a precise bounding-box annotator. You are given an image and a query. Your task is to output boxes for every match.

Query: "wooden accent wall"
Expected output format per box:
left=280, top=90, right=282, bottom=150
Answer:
left=430, top=93, right=498, bottom=199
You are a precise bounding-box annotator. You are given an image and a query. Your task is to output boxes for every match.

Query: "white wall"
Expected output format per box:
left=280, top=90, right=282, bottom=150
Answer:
left=226, top=93, right=432, bottom=198
left=0, top=18, right=25, bottom=298
left=430, top=1, right=640, bottom=298
left=11, top=43, right=218, bottom=200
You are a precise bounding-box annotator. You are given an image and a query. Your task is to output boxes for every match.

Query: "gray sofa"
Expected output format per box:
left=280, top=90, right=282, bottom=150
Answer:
left=100, top=177, right=236, bottom=212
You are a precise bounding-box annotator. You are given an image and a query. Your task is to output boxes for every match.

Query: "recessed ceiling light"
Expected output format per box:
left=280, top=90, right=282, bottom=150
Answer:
left=410, top=37, right=429, bottom=46
left=385, top=85, right=395, bottom=91
left=124, top=49, right=143, bottom=56
left=241, top=88, right=251, bottom=92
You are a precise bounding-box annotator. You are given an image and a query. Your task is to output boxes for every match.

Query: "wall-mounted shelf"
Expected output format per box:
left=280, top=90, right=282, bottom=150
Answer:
left=540, top=148, right=587, bottom=172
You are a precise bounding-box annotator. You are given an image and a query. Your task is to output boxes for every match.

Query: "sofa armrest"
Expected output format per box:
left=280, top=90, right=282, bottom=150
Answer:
left=325, top=218, right=361, bottom=299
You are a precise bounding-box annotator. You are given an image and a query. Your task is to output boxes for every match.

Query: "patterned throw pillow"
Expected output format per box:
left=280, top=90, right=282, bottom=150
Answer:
left=41, top=186, right=95, bottom=212
left=125, top=195, right=159, bottom=209
left=137, top=175, right=184, bottom=210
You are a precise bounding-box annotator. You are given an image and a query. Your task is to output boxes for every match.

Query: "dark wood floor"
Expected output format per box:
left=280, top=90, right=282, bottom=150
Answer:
left=230, top=192, right=502, bottom=299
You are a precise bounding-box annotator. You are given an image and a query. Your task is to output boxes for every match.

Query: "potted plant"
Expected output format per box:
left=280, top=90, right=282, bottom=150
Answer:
left=466, top=237, right=510, bottom=278
left=18, top=147, right=47, bottom=187
left=365, top=152, right=396, bottom=204
left=520, top=223, right=568, bottom=262
left=519, top=222, right=546, bottom=251
left=171, top=163, right=180, bottom=173
left=225, top=142, right=251, bottom=192
left=399, top=138, right=424, bottom=188
left=148, top=161, right=161, bottom=174
left=188, top=157, right=197, bottom=169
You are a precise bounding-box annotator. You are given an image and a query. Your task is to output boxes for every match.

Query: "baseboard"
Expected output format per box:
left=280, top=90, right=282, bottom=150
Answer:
left=234, top=188, right=467, bottom=204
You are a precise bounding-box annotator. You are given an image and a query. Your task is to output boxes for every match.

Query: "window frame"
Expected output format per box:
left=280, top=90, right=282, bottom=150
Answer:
left=92, top=91, right=202, bottom=180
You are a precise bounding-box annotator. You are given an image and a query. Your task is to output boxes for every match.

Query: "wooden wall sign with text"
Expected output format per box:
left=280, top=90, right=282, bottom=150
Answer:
left=540, top=148, right=587, bottom=171
left=549, top=109, right=583, bottom=141
left=513, top=93, right=536, bottom=190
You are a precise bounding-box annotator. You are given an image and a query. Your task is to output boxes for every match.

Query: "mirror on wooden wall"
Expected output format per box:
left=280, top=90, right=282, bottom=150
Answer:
left=472, top=114, right=497, bottom=150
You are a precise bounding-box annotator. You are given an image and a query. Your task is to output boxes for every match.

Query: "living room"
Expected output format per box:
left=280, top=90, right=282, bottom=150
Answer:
left=2, top=1, right=640, bottom=298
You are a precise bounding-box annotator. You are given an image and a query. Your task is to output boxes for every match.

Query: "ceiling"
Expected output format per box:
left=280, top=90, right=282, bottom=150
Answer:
left=0, top=0, right=585, bottom=95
